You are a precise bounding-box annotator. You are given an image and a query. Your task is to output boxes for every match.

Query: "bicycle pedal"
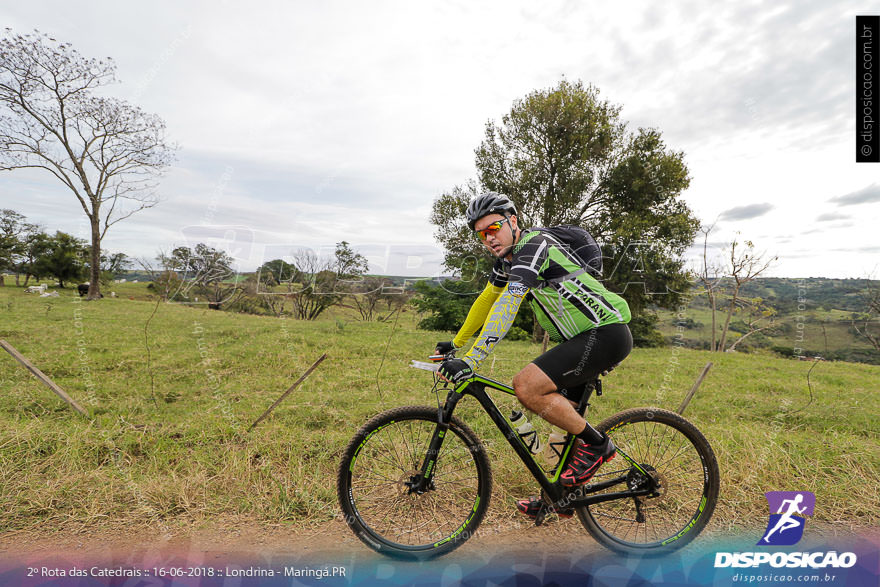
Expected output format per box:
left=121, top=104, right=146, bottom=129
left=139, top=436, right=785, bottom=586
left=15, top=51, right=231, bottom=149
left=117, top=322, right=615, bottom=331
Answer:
left=534, top=509, right=548, bottom=526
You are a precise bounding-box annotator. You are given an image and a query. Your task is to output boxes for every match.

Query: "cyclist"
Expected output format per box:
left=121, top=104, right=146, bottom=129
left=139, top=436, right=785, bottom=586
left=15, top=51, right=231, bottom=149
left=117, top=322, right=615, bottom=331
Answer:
left=435, top=192, right=633, bottom=520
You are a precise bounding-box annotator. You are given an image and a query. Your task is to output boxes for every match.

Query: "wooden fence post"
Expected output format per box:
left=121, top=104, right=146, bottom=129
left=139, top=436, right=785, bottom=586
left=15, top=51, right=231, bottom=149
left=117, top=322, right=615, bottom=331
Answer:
left=0, top=339, right=89, bottom=416
left=677, top=362, right=713, bottom=415
left=248, top=353, right=328, bottom=431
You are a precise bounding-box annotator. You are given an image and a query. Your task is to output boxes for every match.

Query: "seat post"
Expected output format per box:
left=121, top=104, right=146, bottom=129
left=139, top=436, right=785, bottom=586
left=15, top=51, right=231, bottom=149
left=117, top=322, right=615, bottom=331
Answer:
left=574, top=378, right=600, bottom=416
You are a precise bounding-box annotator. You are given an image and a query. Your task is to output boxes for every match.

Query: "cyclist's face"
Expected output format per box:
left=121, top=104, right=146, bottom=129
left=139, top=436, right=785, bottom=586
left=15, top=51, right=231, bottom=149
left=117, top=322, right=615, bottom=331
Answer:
left=475, top=213, right=518, bottom=258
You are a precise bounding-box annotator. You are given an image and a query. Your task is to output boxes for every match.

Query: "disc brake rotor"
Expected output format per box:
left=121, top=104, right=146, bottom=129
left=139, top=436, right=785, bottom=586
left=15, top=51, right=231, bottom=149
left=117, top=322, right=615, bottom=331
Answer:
left=397, top=471, right=419, bottom=495
left=627, top=465, right=668, bottom=505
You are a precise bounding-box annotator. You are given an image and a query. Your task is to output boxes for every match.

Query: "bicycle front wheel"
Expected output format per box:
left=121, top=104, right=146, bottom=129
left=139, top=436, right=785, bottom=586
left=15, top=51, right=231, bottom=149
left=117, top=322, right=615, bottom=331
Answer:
left=337, top=405, right=492, bottom=559
left=576, top=408, right=720, bottom=554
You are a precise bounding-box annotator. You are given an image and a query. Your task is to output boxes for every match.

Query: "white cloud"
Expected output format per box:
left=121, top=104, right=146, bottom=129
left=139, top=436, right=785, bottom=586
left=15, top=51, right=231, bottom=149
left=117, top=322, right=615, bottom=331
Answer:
left=0, top=0, right=875, bottom=278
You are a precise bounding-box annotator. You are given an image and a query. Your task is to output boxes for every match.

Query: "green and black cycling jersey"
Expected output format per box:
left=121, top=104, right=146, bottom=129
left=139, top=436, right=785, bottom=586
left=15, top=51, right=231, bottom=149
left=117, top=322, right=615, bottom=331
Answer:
left=491, top=229, right=631, bottom=340
left=453, top=228, right=631, bottom=370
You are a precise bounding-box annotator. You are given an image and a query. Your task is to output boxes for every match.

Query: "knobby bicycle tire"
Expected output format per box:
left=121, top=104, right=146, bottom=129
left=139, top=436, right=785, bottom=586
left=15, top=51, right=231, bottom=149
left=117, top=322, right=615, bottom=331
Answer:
left=575, top=408, right=720, bottom=554
left=337, top=405, right=492, bottom=559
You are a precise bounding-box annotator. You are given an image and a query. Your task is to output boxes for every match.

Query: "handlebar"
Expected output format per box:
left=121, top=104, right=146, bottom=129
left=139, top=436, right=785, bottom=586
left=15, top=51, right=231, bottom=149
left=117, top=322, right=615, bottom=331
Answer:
left=409, top=360, right=440, bottom=372
left=410, top=351, right=456, bottom=373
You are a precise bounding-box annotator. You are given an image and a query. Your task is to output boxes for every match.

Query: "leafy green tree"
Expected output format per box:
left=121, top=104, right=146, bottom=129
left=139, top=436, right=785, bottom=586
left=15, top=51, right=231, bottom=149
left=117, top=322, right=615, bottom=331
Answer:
left=100, top=252, right=131, bottom=276
left=258, top=259, right=299, bottom=288
left=19, top=230, right=49, bottom=285
left=32, top=231, right=88, bottom=287
left=412, top=279, right=534, bottom=340
left=0, top=208, right=39, bottom=284
left=0, top=209, right=25, bottom=271
left=412, top=280, right=477, bottom=332
left=255, top=258, right=300, bottom=316
left=431, top=80, right=700, bottom=343
left=87, top=250, right=132, bottom=286
left=334, top=241, right=369, bottom=279
left=429, top=181, right=497, bottom=288
left=170, top=243, right=239, bottom=306
left=627, top=311, right=666, bottom=347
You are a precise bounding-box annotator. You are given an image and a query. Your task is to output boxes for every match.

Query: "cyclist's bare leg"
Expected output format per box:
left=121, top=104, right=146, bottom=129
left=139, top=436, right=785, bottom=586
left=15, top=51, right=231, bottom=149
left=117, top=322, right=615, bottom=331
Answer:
left=512, top=364, right=586, bottom=434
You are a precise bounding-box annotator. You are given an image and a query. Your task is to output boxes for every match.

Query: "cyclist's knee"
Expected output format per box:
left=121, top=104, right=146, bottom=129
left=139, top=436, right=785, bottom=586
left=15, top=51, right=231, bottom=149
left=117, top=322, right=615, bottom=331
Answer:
left=514, top=388, right=534, bottom=410
left=512, top=365, right=554, bottom=408
left=512, top=372, right=535, bottom=407
left=512, top=372, right=529, bottom=402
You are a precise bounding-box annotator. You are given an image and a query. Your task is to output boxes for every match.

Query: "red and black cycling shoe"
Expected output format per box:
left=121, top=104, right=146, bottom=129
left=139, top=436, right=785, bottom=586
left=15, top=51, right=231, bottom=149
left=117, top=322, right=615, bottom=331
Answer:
left=516, top=496, right=574, bottom=520
left=559, top=436, right=616, bottom=487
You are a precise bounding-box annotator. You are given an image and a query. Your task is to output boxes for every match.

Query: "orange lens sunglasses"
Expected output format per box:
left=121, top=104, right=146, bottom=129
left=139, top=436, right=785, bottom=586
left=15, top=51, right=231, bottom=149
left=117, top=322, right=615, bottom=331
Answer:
left=475, top=218, right=510, bottom=241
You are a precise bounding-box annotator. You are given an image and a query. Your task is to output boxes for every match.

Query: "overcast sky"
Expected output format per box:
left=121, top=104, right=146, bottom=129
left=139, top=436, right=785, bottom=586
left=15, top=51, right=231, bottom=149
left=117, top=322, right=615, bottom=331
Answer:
left=1, top=1, right=877, bottom=278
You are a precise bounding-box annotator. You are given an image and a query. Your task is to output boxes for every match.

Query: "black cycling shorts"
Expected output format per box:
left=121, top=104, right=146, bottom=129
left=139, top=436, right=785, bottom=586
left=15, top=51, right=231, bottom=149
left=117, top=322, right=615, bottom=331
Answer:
left=532, top=322, right=633, bottom=404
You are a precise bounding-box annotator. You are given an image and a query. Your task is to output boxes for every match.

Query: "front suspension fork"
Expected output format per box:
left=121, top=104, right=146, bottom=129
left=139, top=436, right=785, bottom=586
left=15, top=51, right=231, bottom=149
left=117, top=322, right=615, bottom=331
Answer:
left=408, top=388, right=464, bottom=493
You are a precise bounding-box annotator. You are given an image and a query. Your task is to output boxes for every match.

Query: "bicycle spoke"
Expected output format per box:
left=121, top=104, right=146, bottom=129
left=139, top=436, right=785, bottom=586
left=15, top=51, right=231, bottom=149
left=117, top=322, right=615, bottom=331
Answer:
left=364, top=446, right=411, bottom=476
left=651, top=421, right=679, bottom=467
left=371, top=426, right=412, bottom=472
left=585, top=411, right=716, bottom=548
left=347, top=414, right=482, bottom=549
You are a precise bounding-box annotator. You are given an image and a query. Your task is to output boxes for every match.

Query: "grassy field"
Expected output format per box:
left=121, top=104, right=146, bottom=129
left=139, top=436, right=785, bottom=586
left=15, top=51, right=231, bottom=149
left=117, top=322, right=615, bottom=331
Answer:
left=655, top=296, right=879, bottom=361
left=1, top=281, right=878, bottom=537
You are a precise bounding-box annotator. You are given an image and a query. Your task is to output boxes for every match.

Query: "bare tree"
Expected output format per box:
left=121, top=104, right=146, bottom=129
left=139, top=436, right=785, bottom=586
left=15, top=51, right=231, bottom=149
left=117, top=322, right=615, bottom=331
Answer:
left=287, top=249, right=340, bottom=320
left=696, top=223, right=725, bottom=351
left=254, top=273, right=290, bottom=318
left=726, top=296, right=778, bottom=352
left=851, top=282, right=880, bottom=351
left=717, top=236, right=777, bottom=352
left=0, top=30, right=175, bottom=299
left=260, top=287, right=288, bottom=318
left=139, top=249, right=183, bottom=302
left=341, top=276, right=407, bottom=321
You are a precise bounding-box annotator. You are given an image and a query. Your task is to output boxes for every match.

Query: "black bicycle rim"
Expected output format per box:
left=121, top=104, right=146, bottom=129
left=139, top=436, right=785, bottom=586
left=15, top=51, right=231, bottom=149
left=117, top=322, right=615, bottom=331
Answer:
left=344, top=413, right=486, bottom=554
left=582, top=410, right=717, bottom=550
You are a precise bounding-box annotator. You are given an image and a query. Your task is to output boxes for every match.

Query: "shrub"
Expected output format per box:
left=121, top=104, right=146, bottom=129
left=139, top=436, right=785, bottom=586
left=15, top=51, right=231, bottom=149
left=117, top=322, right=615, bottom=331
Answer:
left=629, top=314, right=665, bottom=348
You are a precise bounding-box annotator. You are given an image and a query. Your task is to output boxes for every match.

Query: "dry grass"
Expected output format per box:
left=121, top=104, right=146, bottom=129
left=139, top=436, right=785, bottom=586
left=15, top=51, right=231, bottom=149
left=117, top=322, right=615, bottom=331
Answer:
left=1, top=283, right=878, bottom=538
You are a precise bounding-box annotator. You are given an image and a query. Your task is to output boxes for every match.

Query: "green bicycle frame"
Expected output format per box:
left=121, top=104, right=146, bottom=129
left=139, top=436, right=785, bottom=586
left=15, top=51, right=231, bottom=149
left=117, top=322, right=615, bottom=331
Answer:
left=413, top=375, right=659, bottom=511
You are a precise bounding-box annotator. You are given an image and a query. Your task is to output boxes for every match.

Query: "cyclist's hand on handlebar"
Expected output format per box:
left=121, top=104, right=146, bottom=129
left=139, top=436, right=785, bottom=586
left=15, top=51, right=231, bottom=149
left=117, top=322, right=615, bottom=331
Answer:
left=438, top=358, right=474, bottom=384
left=434, top=341, right=459, bottom=356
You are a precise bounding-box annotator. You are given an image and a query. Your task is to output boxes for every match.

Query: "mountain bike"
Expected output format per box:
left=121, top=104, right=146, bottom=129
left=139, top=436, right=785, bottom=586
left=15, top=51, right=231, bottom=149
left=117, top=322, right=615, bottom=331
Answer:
left=337, top=356, right=720, bottom=560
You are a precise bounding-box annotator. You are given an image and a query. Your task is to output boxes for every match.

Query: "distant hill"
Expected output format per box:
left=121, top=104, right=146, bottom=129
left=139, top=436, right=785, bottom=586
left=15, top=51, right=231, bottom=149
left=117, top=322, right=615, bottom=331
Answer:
left=656, top=277, right=880, bottom=365
left=737, top=277, right=876, bottom=313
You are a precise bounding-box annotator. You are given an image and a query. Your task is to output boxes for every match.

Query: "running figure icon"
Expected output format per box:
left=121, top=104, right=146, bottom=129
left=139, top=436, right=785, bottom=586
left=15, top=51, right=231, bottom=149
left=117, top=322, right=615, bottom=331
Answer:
left=762, top=493, right=807, bottom=543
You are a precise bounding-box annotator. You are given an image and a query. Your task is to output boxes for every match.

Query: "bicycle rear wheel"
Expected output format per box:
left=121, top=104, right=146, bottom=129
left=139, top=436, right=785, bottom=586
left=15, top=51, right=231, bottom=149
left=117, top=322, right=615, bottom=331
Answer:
left=337, top=405, right=492, bottom=559
left=576, top=408, right=719, bottom=554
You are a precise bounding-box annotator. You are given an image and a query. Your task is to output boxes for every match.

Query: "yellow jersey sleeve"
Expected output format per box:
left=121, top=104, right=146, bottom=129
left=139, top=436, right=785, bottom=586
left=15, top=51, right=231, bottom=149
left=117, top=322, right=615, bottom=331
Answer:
left=462, top=281, right=529, bottom=369
left=451, top=281, right=504, bottom=348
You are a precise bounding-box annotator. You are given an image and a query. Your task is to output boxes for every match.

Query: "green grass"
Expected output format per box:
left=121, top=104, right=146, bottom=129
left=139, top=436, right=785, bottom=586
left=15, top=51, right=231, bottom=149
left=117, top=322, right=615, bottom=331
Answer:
left=656, top=302, right=877, bottom=358
left=0, top=282, right=878, bottom=537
